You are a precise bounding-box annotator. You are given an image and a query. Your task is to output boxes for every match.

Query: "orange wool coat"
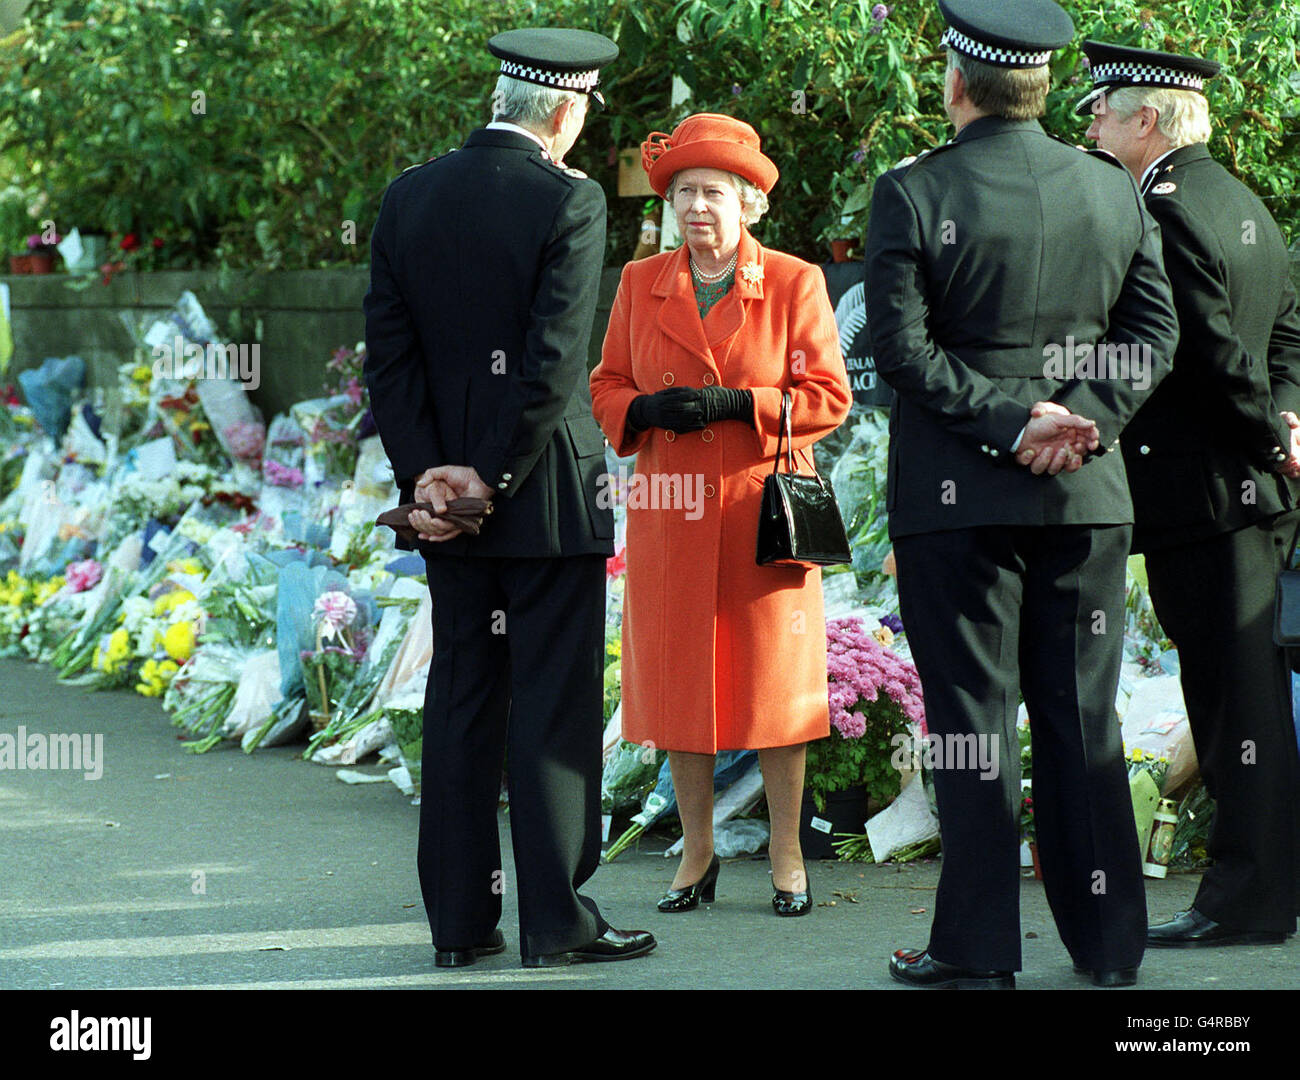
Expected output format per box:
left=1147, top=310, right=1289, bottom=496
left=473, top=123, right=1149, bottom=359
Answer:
left=590, top=229, right=852, bottom=753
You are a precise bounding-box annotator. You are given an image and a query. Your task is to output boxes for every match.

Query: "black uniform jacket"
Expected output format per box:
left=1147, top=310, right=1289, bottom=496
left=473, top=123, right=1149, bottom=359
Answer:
left=864, top=115, right=1180, bottom=539
left=1120, top=143, right=1300, bottom=552
left=363, top=127, right=614, bottom=558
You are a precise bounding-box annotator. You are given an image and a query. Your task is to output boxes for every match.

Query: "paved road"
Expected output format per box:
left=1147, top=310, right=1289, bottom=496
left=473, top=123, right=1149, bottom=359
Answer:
left=1, top=656, right=1296, bottom=992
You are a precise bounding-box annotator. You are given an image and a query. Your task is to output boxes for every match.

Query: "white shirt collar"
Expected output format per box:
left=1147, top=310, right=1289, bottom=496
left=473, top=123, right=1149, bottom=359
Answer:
left=1140, top=147, right=1180, bottom=193
left=485, top=121, right=551, bottom=158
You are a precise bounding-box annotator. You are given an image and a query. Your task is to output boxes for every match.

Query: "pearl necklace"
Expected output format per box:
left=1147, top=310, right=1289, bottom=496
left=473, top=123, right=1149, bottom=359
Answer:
left=690, top=251, right=738, bottom=283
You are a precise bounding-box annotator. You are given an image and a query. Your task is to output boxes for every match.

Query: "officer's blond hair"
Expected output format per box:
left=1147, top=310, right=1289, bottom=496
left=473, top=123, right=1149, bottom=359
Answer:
left=947, top=50, right=1050, bottom=121
left=1103, top=86, right=1212, bottom=148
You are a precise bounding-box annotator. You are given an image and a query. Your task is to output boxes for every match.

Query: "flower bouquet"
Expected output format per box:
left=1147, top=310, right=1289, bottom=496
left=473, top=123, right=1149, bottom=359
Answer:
left=162, top=643, right=246, bottom=753
left=299, top=590, right=367, bottom=733
left=1126, top=746, right=1170, bottom=793
left=303, top=585, right=417, bottom=759
left=385, top=695, right=423, bottom=796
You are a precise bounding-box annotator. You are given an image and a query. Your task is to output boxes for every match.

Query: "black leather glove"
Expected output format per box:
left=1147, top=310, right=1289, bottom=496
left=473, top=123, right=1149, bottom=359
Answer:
left=699, top=386, right=754, bottom=426
left=626, top=387, right=706, bottom=433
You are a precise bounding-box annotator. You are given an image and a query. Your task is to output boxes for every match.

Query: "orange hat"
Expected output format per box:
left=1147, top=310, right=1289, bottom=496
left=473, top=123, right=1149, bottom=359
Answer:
left=641, top=113, right=779, bottom=198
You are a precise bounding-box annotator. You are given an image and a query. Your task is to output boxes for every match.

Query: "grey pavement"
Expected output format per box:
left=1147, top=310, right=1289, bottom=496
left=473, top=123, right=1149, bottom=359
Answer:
left=0, top=657, right=1296, bottom=991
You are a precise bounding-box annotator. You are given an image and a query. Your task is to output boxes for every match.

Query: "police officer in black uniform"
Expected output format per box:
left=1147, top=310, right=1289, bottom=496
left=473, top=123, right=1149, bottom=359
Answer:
left=1080, top=41, right=1300, bottom=947
left=363, top=28, right=655, bottom=969
left=865, top=0, right=1179, bottom=988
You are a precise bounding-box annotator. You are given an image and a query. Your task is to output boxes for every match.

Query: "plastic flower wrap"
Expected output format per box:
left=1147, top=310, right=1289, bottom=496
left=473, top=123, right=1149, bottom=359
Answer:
left=162, top=642, right=253, bottom=753
left=305, top=578, right=423, bottom=760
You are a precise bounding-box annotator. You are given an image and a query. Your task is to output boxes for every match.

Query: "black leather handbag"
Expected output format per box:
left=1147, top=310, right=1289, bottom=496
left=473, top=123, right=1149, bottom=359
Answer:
left=756, top=391, right=852, bottom=568
left=1273, top=523, right=1300, bottom=672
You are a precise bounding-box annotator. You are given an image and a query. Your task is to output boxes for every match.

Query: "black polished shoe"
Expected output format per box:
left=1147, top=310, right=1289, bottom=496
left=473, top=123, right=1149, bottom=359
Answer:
left=889, top=948, right=1015, bottom=989
left=771, top=868, right=812, bottom=916
left=1072, top=962, right=1139, bottom=987
left=658, top=855, right=720, bottom=912
left=521, top=928, right=657, bottom=968
left=434, top=929, right=506, bottom=968
left=1147, top=909, right=1287, bottom=948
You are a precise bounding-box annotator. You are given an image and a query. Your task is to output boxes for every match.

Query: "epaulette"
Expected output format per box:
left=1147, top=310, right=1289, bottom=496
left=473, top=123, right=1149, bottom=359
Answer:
left=397, top=147, right=457, bottom=178
left=890, top=140, right=956, bottom=172
left=527, top=153, right=589, bottom=183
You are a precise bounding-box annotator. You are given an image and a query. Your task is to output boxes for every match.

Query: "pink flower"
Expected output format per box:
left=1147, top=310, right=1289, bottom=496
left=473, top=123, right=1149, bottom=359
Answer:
left=65, top=559, right=102, bottom=593
left=345, top=376, right=363, bottom=406
left=263, top=459, right=305, bottom=488
left=224, top=420, right=266, bottom=461
left=313, top=591, right=357, bottom=639
left=825, top=616, right=926, bottom=737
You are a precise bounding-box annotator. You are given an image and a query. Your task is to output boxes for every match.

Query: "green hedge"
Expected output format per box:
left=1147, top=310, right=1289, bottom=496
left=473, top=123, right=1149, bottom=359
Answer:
left=1, top=0, right=1295, bottom=270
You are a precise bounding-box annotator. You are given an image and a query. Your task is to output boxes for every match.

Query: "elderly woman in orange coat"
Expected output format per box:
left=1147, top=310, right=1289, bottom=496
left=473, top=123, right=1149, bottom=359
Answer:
left=590, top=113, right=851, bottom=916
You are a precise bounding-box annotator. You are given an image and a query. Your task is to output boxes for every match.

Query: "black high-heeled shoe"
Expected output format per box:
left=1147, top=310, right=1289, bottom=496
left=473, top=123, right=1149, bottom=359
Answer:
left=657, top=854, right=720, bottom=912
left=771, top=868, right=812, bottom=917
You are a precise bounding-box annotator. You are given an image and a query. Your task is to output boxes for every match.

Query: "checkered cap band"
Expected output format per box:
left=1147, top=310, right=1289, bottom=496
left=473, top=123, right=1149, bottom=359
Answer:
left=499, top=60, right=600, bottom=92
left=941, top=27, right=1053, bottom=67
left=1091, top=62, right=1206, bottom=91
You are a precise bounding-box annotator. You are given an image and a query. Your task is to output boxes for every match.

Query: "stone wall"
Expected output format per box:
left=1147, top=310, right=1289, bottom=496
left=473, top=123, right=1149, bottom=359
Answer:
left=2, top=266, right=625, bottom=419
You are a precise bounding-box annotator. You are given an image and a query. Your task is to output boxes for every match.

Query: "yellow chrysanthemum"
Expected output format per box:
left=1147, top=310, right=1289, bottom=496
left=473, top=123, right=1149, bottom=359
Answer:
left=153, top=589, right=196, bottom=616
left=131, top=365, right=152, bottom=384
left=106, top=627, right=131, bottom=663
left=163, top=621, right=195, bottom=662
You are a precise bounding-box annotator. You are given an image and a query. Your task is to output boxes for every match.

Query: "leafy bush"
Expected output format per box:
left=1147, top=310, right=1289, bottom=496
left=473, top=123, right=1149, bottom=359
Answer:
left=1, top=0, right=1294, bottom=271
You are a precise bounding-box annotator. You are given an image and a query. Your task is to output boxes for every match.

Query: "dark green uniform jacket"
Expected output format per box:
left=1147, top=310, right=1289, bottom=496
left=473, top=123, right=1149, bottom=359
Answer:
left=864, top=115, right=1180, bottom=539
left=363, top=128, right=614, bottom=558
left=1120, top=142, right=1300, bottom=552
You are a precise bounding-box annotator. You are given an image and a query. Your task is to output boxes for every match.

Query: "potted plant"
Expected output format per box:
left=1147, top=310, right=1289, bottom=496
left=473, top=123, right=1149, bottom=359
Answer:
left=24, top=228, right=61, bottom=273
left=802, top=615, right=926, bottom=858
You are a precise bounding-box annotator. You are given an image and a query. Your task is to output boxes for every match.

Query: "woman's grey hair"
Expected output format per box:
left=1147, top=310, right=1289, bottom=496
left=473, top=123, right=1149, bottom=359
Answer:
left=1103, top=86, right=1212, bottom=149
left=491, top=74, right=583, bottom=127
left=666, top=170, right=770, bottom=224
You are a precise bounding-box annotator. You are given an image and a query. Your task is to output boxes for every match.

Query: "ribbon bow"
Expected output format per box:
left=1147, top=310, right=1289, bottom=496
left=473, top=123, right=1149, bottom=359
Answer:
left=641, top=132, right=674, bottom=174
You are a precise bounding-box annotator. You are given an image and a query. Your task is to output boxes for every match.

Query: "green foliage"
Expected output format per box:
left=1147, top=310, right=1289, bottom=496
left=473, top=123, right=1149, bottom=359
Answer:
left=0, top=184, right=36, bottom=256
left=0, top=0, right=1294, bottom=271
left=804, top=693, right=911, bottom=812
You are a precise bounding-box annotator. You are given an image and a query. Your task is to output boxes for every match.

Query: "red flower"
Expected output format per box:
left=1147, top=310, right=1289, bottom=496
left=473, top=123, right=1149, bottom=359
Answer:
left=606, top=547, right=627, bottom=580
left=151, top=237, right=164, bottom=248
left=119, top=233, right=140, bottom=251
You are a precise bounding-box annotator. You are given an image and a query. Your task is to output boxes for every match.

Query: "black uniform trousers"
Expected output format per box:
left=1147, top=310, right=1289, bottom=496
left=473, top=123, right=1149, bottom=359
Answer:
left=417, top=553, right=609, bottom=959
left=894, top=523, right=1147, bottom=972
left=1143, top=511, right=1300, bottom=932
